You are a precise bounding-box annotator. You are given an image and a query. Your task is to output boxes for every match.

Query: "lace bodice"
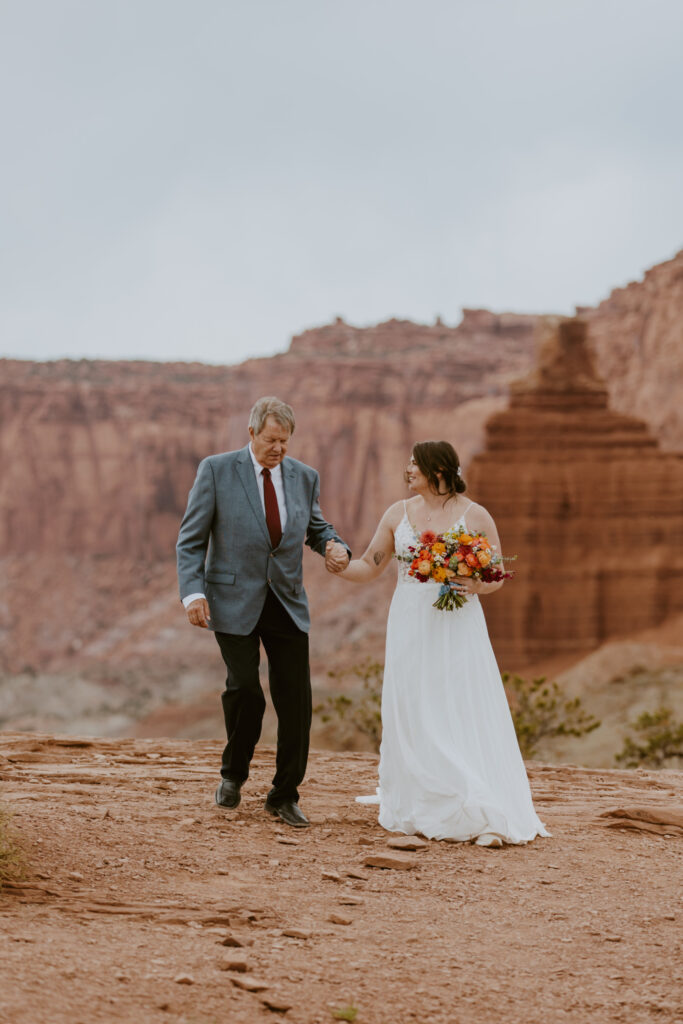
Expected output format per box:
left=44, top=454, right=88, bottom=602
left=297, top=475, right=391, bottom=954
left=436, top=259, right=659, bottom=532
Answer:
left=394, top=503, right=474, bottom=585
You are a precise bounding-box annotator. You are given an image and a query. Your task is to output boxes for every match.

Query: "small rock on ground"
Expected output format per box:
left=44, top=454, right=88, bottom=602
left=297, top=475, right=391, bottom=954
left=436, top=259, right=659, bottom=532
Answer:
left=231, top=976, right=269, bottom=992
left=219, top=955, right=250, bottom=972
left=363, top=853, right=418, bottom=871
left=261, top=994, right=293, bottom=1012
left=387, top=835, right=429, bottom=851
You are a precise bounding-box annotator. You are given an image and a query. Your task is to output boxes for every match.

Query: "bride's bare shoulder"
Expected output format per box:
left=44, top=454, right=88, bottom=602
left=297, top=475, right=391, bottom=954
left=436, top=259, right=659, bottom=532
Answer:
left=382, top=499, right=408, bottom=527
left=464, top=500, right=496, bottom=529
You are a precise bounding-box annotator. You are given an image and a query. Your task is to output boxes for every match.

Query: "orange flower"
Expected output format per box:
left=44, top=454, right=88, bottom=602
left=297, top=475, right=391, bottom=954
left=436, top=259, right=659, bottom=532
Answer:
left=419, top=530, right=437, bottom=546
left=465, top=552, right=479, bottom=568
left=459, top=534, right=473, bottom=546
left=456, top=563, right=472, bottom=576
left=417, top=559, right=432, bottom=576
left=477, top=548, right=492, bottom=567
left=432, top=542, right=446, bottom=555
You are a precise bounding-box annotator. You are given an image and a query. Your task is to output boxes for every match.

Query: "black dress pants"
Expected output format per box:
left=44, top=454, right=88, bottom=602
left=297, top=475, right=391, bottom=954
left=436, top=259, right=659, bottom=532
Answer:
left=214, top=588, right=311, bottom=805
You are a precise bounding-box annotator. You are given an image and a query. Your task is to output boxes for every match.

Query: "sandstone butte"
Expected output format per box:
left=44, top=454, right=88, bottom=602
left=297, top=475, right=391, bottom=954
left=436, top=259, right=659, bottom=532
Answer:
left=0, top=251, right=682, bottom=747
left=467, top=316, right=683, bottom=667
left=1, top=733, right=682, bottom=1024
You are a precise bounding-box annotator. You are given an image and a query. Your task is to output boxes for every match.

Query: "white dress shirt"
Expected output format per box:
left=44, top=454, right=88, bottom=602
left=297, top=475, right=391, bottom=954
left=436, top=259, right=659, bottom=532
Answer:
left=182, top=445, right=288, bottom=608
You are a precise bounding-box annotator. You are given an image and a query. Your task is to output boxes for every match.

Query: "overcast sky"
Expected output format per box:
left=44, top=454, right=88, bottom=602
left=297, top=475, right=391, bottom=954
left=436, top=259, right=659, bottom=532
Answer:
left=1, top=0, right=682, bottom=365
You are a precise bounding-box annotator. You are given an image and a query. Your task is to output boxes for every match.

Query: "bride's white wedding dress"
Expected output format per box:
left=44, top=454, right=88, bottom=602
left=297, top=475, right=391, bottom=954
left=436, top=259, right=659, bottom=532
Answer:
left=357, top=503, right=549, bottom=845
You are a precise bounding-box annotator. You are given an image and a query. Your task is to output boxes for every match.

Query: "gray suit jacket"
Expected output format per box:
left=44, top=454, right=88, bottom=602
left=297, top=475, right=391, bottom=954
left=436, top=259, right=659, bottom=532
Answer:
left=176, top=446, right=349, bottom=634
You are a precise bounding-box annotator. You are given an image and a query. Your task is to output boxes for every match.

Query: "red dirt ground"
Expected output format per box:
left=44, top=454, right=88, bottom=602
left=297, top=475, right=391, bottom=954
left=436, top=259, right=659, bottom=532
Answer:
left=1, top=733, right=681, bottom=1024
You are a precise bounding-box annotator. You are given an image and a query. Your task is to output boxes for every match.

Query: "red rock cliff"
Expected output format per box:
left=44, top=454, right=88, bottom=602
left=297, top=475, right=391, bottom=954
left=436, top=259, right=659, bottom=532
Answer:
left=467, top=316, right=683, bottom=666
left=1, top=251, right=682, bottom=685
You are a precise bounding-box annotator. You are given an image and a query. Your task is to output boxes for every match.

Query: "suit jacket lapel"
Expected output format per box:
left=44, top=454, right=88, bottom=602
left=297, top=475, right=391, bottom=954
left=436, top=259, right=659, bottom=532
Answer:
left=236, top=447, right=271, bottom=545
left=280, top=460, right=297, bottom=541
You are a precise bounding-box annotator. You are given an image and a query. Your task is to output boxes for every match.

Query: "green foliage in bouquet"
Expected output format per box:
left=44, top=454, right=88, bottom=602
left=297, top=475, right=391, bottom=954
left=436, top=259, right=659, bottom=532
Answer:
left=0, top=806, right=25, bottom=889
left=314, top=660, right=383, bottom=752
left=501, top=673, right=601, bottom=759
left=615, top=706, right=683, bottom=769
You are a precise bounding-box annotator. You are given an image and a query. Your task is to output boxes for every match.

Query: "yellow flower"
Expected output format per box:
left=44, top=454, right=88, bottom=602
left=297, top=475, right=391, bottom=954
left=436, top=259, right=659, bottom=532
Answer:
left=432, top=542, right=446, bottom=555
left=459, top=533, right=473, bottom=546
left=432, top=566, right=448, bottom=583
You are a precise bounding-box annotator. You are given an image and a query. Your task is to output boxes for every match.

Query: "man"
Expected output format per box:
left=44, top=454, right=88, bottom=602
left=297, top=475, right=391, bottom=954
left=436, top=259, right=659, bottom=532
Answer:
left=176, top=396, right=350, bottom=828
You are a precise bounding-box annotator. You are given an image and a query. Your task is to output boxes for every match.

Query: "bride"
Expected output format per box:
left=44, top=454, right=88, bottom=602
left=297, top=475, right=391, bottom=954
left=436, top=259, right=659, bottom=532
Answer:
left=336, top=440, right=549, bottom=847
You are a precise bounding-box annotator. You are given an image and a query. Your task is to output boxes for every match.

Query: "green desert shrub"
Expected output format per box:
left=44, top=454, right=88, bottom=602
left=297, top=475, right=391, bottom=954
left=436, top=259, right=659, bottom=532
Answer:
left=315, top=660, right=383, bottom=751
left=501, top=673, right=601, bottom=759
left=315, top=662, right=600, bottom=759
left=615, top=706, right=683, bottom=769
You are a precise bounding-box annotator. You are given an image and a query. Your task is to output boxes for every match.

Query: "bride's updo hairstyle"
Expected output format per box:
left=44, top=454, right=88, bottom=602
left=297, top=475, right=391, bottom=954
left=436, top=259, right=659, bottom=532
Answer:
left=410, top=440, right=466, bottom=498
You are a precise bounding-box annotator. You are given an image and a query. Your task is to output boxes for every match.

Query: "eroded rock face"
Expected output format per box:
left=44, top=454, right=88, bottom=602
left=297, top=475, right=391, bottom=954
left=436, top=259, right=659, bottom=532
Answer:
left=581, top=249, right=683, bottom=451
left=0, top=313, right=539, bottom=564
left=1, top=251, right=682, bottom=694
left=467, top=317, right=683, bottom=667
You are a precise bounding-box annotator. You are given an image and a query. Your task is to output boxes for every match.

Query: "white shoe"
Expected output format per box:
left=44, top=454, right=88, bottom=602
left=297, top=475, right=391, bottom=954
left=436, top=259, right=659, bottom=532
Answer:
left=474, top=833, right=504, bottom=848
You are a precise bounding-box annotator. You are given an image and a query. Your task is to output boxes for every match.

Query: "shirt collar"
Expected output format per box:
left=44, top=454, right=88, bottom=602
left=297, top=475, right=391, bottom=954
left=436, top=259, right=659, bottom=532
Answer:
left=248, top=443, right=283, bottom=480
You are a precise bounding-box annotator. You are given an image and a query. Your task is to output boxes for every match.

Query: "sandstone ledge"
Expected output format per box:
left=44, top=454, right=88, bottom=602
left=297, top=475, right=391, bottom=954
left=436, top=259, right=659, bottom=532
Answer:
left=1, top=734, right=681, bottom=1024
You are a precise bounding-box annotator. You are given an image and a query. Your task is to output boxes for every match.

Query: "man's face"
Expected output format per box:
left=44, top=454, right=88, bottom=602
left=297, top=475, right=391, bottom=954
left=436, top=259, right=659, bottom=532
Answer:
left=249, top=416, right=291, bottom=469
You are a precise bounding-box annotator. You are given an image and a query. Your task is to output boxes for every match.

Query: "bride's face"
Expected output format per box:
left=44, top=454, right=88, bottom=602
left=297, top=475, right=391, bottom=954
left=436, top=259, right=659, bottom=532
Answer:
left=406, top=455, right=429, bottom=493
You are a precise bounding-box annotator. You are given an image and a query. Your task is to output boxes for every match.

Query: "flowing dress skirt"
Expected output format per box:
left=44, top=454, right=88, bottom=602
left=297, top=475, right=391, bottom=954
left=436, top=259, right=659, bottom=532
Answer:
left=374, top=577, right=549, bottom=844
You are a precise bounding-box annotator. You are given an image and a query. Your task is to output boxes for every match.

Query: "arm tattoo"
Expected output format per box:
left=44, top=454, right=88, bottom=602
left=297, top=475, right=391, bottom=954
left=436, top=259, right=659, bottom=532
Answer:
left=373, top=550, right=386, bottom=566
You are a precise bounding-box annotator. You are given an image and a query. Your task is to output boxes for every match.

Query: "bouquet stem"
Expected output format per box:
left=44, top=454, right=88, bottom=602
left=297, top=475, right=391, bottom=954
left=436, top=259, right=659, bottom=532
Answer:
left=433, top=588, right=468, bottom=611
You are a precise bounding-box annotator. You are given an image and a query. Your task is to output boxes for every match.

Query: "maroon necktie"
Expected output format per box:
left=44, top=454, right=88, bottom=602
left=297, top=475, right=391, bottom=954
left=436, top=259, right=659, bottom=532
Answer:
left=262, top=468, right=282, bottom=548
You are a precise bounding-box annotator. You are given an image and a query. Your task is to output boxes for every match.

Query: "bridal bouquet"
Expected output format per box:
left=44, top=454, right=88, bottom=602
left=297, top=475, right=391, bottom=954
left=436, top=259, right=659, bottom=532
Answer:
left=402, top=527, right=513, bottom=611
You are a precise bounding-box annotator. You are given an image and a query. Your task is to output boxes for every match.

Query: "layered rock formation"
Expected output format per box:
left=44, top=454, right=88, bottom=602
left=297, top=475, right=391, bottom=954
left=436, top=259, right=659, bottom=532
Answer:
left=581, top=249, right=683, bottom=450
left=1, top=251, right=683, bottom=739
left=0, top=313, right=539, bottom=567
left=467, top=317, right=683, bottom=666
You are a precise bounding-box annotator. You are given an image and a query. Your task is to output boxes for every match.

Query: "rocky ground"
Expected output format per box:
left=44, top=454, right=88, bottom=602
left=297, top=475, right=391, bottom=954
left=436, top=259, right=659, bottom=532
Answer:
left=1, top=734, right=682, bottom=1024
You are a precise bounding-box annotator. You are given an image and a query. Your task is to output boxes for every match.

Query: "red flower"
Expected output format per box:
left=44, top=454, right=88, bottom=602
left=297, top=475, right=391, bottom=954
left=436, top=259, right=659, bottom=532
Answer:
left=419, top=530, right=437, bottom=546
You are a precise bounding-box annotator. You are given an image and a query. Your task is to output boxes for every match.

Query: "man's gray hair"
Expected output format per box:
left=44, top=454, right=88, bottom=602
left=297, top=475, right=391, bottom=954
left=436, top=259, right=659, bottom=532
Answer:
left=248, top=396, right=296, bottom=436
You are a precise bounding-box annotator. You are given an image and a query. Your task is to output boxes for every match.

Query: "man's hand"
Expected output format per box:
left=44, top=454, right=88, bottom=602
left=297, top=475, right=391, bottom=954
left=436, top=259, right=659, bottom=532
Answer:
left=325, top=540, right=350, bottom=574
left=186, top=598, right=211, bottom=628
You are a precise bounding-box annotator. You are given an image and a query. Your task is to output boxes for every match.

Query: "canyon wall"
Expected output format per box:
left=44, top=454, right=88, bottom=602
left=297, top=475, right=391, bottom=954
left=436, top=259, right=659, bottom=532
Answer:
left=1, top=251, right=682, bottom=710
left=0, top=312, right=539, bottom=566
left=467, top=316, right=683, bottom=666
left=580, top=250, right=683, bottom=451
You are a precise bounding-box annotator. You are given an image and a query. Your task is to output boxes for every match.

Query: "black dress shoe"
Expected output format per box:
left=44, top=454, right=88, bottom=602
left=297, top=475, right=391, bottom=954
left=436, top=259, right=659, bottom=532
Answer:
left=264, top=799, right=310, bottom=828
left=215, top=778, right=241, bottom=809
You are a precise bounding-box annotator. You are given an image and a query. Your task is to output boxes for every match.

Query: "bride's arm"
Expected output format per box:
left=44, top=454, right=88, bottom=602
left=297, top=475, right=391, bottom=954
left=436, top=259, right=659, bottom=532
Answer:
left=457, top=504, right=507, bottom=596
left=336, top=504, right=400, bottom=584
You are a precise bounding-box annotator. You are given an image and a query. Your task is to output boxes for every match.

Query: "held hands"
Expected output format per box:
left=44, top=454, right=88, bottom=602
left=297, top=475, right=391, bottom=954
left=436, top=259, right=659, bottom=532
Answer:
left=187, top=598, right=211, bottom=628
left=325, top=540, right=350, bottom=575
